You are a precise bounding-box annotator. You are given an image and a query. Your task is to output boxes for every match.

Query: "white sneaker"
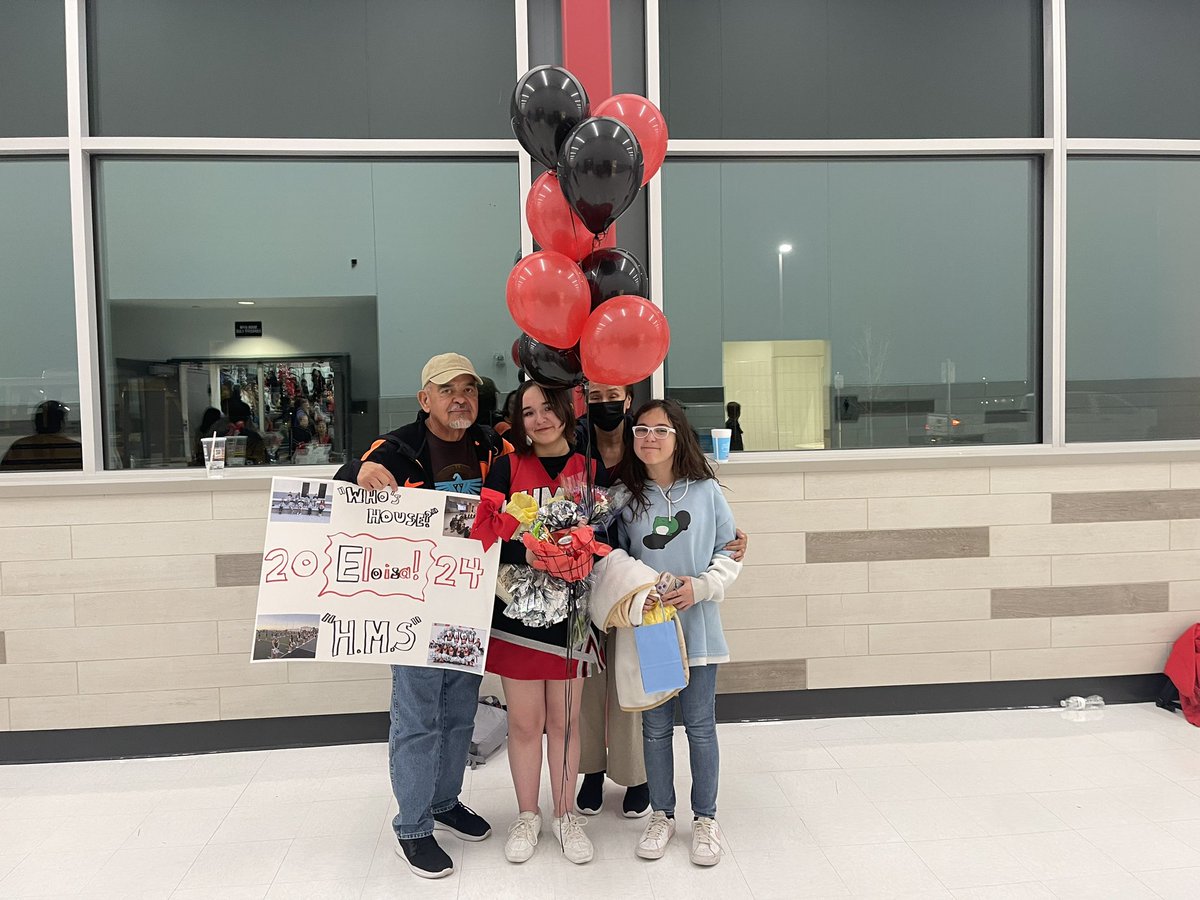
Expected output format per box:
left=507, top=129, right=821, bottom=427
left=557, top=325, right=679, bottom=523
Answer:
left=552, top=812, right=594, bottom=864
left=504, top=811, right=541, bottom=863
left=690, top=816, right=724, bottom=866
left=636, top=810, right=676, bottom=859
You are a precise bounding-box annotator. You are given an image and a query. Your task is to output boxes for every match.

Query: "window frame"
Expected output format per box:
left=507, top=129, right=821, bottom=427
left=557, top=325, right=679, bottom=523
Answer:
left=646, top=0, right=1200, bottom=459
left=2, top=0, right=1200, bottom=486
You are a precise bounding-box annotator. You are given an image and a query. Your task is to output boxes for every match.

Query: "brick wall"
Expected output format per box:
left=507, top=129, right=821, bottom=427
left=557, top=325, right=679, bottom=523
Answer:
left=1, top=459, right=1198, bottom=732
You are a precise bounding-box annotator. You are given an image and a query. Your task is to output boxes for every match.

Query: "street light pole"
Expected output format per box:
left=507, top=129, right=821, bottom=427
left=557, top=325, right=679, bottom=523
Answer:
left=777, top=243, right=792, bottom=328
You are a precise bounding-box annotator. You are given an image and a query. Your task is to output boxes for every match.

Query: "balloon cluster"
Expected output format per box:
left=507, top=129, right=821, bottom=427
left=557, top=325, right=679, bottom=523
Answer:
left=506, top=66, right=670, bottom=388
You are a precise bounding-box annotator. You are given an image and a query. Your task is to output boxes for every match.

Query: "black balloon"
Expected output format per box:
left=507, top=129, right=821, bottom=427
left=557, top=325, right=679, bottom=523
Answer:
left=557, top=117, right=644, bottom=235
left=517, top=334, right=585, bottom=388
left=511, top=66, right=590, bottom=170
left=580, top=248, right=648, bottom=310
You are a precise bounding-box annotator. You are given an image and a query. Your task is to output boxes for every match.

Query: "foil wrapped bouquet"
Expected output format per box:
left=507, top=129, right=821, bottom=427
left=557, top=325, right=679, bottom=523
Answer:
left=470, top=475, right=629, bottom=637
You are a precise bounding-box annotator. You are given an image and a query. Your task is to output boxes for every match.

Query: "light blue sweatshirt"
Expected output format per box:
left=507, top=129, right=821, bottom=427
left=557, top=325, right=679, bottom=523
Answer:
left=618, top=477, right=739, bottom=666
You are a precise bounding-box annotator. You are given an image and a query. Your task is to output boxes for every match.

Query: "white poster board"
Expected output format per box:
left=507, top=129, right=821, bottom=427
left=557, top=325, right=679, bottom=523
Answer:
left=250, top=477, right=499, bottom=672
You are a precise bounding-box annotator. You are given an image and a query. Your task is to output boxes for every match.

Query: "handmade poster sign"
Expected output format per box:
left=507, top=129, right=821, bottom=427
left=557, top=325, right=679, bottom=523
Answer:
left=250, top=477, right=500, bottom=672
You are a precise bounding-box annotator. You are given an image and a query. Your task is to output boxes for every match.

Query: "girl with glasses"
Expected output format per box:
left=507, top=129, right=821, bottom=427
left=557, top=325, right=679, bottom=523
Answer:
left=576, top=386, right=749, bottom=822
left=613, top=399, right=742, bottom=866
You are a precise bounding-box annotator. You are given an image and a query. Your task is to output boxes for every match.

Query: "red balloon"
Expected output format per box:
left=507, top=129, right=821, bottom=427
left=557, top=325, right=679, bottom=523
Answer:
left=506, top=250, right=590, bottom=350
left=526, top=172, right=595, bottom=261
left=511, top=338, right=521, bottom=368
left=593, top=94, right=669, bottom=186
left=580, top=296, right=670, bottom=385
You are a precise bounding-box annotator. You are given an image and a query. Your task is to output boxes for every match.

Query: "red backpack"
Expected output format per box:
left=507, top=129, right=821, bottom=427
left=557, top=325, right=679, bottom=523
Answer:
left=1163, top=624, right=1200, bottom=727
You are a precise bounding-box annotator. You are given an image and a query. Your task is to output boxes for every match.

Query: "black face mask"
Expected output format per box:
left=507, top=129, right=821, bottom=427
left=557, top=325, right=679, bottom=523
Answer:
left=588, top=401, right=627, bottom=432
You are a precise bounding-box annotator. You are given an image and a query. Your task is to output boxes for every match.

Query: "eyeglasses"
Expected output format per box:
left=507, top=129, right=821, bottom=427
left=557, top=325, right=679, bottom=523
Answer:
left=632, top=425, right=676, bottom=439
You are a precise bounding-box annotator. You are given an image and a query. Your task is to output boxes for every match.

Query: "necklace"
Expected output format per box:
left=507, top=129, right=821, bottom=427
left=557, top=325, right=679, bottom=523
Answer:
left=656, top=478, right=691, bottom=517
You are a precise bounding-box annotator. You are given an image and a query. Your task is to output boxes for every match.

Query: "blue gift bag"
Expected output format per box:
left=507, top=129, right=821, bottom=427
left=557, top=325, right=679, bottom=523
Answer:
left=634, top=618, right=688, bottom=694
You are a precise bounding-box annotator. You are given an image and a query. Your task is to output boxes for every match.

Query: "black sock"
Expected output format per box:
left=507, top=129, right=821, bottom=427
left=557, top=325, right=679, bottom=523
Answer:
left=577, top=771, right=605, bottom=808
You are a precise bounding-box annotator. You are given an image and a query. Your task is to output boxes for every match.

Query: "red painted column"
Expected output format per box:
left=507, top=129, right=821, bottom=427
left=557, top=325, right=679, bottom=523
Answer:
left=561, top=0, right=616, bottom=249
left=561, top=0, right=612, bottom=105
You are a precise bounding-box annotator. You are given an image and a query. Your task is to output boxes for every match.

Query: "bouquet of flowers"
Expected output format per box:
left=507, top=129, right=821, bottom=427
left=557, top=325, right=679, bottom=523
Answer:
left=471, top=479, right=629, bottom=642
left=555, top=470, right=631, bottom=535
left=521, top=498, right=605, bottom=583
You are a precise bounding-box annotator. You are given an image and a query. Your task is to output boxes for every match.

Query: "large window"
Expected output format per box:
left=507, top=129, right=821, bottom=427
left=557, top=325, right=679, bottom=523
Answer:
left=1067, top=0, right=1200, bottom=140
left=0, top=159, right=81, bottom=472
left=0, top=0, right=68, bottom=137
left=660, top=0, right=1042, bottom=139
left=87, top=0, right=517, bottom=138
left=1063, top=0, right=1200, bottom=442
left=94, top=158, right=520, bottom=470
left=661, top=159, right=1041, bottom=450
left=658, top=0, right=1045, bottom=452
left=1066, top=158, right=1200, bottom=442
left=5, top=0, right=1200, bottom=480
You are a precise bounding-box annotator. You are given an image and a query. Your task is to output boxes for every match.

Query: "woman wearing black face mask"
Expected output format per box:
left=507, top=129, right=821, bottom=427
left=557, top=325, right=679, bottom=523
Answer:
left=581, top=382, right=634, bottom=481
left=577, top=383, right=652, bottom=819
left=576, top=383, right=749, bottom=821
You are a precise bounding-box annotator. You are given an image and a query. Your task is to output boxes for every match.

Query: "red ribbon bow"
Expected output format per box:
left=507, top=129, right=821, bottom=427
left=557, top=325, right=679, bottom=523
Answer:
left=468, top=488, right=520, bottom=550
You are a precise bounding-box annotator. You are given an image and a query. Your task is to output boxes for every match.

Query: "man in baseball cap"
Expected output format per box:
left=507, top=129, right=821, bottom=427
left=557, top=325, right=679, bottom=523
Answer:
left=350, top=353, right=511, bottom=878
left=419, top=352, right=480, bottom=389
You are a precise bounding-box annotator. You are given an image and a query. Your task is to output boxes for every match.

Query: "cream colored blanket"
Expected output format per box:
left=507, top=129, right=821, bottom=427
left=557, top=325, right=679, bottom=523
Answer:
left=589, top=549, right=689, bottom=711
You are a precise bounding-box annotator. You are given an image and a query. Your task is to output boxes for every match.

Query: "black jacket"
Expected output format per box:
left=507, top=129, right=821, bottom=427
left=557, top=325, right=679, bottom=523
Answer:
left=338, top=412, right=509, bottom=489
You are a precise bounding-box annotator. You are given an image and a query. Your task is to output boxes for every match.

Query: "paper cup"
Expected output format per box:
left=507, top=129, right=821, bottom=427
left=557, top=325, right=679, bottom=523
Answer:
left=711, top=428, right=732, bottom=461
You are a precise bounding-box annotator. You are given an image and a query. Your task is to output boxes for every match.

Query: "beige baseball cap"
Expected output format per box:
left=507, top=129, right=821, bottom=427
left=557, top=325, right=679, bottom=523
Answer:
left=420, top=352, right=481, bottom=388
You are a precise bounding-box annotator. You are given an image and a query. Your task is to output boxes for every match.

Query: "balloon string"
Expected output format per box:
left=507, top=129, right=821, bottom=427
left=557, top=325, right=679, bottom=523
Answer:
left=560, top=580, right=576, bottom=855
left=558, top=384, right=594, bottom=851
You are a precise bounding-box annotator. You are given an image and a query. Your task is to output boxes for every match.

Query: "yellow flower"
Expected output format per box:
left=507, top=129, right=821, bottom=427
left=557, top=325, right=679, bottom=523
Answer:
left=642, top=601, right=677, bottom=624
left=505, top=492, right=539, bottom=526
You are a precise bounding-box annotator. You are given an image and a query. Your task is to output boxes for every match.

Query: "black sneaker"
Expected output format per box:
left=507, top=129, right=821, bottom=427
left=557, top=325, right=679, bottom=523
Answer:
left=433, top=801, right=492, bottom=841
left=395, top=835, right=454, bottom=879
left=576, top=771, right=605, bottom=815
left=623, top=782, right=651, bottom=818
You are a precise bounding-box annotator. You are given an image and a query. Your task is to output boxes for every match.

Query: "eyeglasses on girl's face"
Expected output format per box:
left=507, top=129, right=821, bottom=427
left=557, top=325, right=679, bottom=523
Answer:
left=632, top=425, right=676, bottom=439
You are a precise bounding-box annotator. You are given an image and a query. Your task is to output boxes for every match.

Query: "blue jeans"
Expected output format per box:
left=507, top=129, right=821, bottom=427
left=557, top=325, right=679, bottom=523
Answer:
left=641, top=664, right=719, bottom=819
left=389, top=664, right=481, bottom=840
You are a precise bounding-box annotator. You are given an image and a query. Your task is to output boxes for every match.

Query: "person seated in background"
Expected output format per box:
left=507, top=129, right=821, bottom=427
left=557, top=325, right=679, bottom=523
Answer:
left=494, top=388, right=518, bottom=437
left=241, top=428, right=269, bottom=465
left=263, top=429, right=284, bottom=462
left=291, top=413, right=314, bottom=450
left=0, top=400, right=83, bottom=472
left=292, top=398, right=312, bottom=428
left=191, top=408, right=269, bottom=466
left=476, top=376, right=506, bottom=430
left=314, top=419, right=332, bottom=445
left=191, top=407, right=225, bottom=466
left=224, top=384, right=253, bottom=426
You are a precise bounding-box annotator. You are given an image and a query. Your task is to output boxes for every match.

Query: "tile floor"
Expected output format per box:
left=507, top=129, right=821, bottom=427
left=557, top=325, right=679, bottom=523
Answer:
left=1, top=703, right=1200, bottom=898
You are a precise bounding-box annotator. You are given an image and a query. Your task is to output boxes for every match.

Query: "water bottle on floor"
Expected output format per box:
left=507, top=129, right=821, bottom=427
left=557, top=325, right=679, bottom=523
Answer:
left=1060, top=695, right=1105, bottom=710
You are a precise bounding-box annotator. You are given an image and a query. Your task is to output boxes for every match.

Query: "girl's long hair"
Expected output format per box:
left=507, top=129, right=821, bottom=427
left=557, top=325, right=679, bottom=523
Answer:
left=615, top=399, right=714, bottom=513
